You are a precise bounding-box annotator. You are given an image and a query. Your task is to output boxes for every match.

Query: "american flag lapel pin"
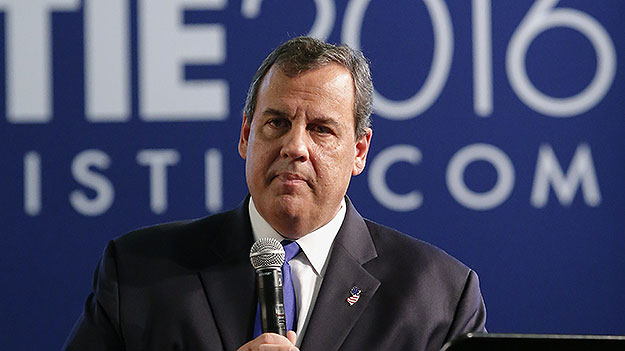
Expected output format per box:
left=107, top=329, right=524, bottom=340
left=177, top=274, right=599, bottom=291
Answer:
left=346, top=286, right=361, bottom=306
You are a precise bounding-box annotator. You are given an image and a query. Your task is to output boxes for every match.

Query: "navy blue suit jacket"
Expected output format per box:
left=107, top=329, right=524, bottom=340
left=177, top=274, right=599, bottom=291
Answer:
left=64, top=197, right=486, bottom=350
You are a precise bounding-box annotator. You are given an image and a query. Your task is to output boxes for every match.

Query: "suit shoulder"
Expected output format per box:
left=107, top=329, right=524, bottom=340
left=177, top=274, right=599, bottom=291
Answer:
left=114, top=209, right=237, bottom=249
left=107, top=208, right=246, bottom=271
left=363, top=219, right=471, bottom=276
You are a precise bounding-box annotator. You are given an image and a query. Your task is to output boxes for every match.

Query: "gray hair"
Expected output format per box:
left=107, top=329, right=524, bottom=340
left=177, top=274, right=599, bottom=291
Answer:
left=243, top=36, right=373, bottom=138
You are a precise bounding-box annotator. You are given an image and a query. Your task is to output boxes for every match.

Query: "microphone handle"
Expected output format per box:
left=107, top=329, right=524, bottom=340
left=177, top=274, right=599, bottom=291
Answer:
left=256, top=268, right=287, bottom=336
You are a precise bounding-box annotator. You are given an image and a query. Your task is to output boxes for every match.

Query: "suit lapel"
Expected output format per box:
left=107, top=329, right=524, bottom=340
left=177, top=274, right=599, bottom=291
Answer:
left=300, top=198, right=380, bottom=351
left=198, top=199, right=257, bottom=350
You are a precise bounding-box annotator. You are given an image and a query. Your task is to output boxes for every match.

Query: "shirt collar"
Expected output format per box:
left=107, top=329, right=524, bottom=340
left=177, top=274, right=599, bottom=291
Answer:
left=248, top=197, right=346, bottom=276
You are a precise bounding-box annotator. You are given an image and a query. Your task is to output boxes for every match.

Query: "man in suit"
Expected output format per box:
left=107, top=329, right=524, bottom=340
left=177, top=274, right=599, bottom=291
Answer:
left=64, top=36, right=486, bottom=351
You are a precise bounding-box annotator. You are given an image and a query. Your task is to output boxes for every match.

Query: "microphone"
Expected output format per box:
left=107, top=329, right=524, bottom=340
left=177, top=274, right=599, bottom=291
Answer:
left=249, top=237, right=287, bottom=336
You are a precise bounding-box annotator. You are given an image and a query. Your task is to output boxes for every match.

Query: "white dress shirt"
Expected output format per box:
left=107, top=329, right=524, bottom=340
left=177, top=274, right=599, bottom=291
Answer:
left=248, top=197, right=346, bottom=346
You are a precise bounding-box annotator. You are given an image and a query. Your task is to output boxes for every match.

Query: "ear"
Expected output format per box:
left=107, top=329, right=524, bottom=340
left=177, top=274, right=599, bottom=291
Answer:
left=238, top=114, right=251, bottom=159
left=352, top=128, right=372, bottom=176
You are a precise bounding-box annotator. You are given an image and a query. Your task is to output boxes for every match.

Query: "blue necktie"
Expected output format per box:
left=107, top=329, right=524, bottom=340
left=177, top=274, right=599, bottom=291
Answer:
left=253, top=240, right=301, bottom=337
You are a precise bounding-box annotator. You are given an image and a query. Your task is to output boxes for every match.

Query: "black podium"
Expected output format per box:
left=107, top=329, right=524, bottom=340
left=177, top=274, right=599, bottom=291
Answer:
left=442, top=333, right=625, bottom=351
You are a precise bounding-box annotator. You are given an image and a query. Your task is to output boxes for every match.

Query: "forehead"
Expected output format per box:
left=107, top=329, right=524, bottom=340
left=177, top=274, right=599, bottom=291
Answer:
left=255, top=63, right=355, bottom=122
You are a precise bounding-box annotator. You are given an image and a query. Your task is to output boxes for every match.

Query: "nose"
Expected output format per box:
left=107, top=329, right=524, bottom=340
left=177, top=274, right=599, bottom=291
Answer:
left=280, top=123, right=310, bottom=162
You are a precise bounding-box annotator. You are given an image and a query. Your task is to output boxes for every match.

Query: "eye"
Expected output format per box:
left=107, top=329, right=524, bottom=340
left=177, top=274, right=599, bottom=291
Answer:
left=267, top=118, right=288, bottom=129
left=309, top=124, right=333, bottom=135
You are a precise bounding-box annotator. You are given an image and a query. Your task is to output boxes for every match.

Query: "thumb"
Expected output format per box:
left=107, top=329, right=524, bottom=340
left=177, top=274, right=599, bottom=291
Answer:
left=286, top=330, right=297, bottom=345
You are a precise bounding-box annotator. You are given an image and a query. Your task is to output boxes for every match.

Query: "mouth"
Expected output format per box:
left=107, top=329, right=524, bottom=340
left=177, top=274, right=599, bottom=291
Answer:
left=272, top=172, right=310, bottom=187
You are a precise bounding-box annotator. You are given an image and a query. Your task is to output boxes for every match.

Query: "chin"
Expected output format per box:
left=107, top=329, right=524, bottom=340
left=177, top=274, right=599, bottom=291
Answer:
left=273, top=195, right=307, bottom=217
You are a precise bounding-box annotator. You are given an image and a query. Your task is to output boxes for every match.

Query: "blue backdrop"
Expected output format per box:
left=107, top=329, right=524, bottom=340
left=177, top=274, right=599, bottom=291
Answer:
left=1, top=0, right=624, bottom=349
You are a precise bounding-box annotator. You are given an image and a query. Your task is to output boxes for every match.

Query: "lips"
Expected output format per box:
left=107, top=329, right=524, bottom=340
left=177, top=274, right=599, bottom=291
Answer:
left=272, top=172, right=310, bottom=187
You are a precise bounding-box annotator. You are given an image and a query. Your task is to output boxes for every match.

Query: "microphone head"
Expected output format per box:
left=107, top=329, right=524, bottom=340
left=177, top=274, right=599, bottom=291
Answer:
left=250, top=237, right=285, bottom=270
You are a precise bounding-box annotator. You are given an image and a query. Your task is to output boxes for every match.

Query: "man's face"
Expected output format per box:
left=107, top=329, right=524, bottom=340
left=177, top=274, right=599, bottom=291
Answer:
left=239, top=63, right=372, bottom=238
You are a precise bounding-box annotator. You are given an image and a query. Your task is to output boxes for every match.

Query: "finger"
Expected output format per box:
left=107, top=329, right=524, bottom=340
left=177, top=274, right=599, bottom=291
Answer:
left=237, top=333, right=295, bottom=351
left=258, top=345, right=298, bottom=351
left=286, top=330, right=297, bottom=345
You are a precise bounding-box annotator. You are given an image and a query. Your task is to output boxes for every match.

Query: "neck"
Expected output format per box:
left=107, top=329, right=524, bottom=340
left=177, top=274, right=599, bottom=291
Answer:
left=251, top=199, right=342, bottom=240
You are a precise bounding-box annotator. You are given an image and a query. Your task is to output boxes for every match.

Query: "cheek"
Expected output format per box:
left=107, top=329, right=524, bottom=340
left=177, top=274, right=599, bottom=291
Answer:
left=247, top=141, right=280, bottom=180
left=248, top=151, right=266, bottom=172
left=314, top=145, right=355, bottom=181
left=245, top=146, right=265, bottom=181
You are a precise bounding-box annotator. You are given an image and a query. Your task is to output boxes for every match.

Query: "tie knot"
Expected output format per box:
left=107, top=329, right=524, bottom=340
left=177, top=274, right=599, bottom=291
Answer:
left=281, top=240, right=301, bottom=262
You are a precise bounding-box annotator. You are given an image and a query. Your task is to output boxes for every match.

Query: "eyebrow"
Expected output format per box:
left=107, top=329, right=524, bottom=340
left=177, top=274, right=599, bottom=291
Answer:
left=261, top=108, right=290, bottom=119
left=261, top=107, right=342, bottom=128
left=308, top=116, right=340, bottom=128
